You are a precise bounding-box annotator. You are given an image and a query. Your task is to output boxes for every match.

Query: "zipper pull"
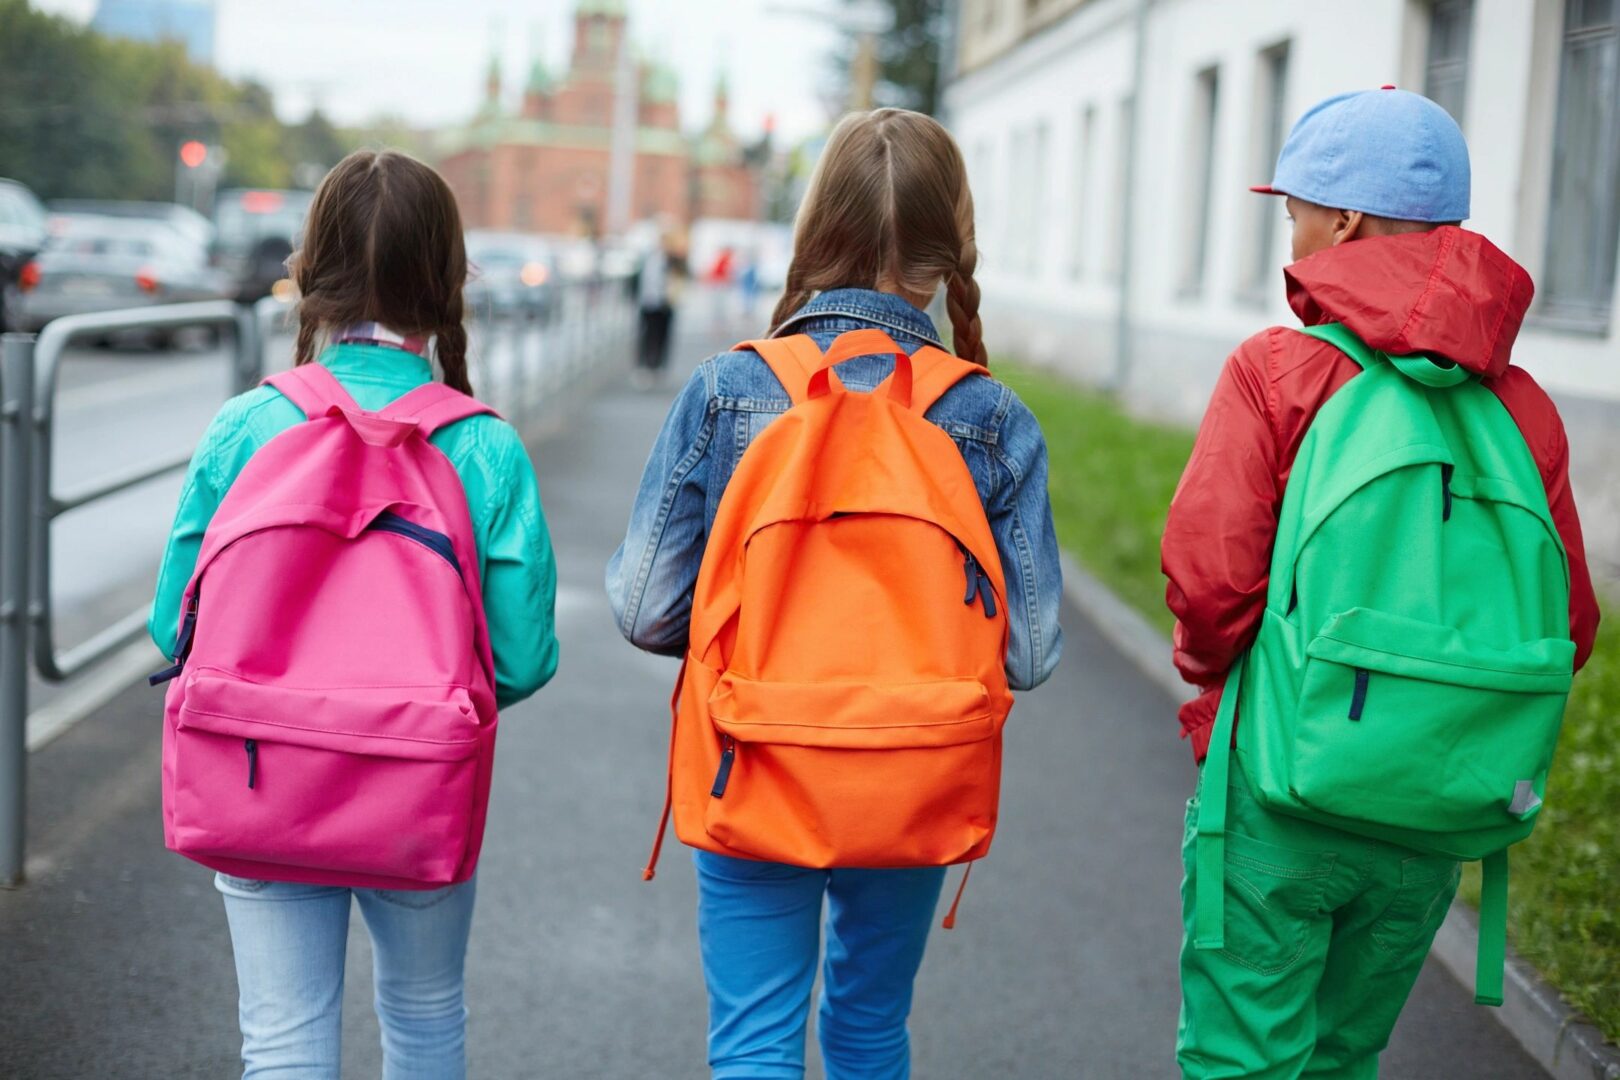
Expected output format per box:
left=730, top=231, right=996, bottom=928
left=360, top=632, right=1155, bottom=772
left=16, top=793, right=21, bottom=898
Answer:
left=245, top=739, right=258, bottom=789
left=149, top=602, right=199, bottom=686
left=710, top=736, right=736, bottom=798
left=1441, top=463, right=1455, bottom=522
left=979, top=573, right=997, bottom=619
left=963, top=552, right=979, bottom=606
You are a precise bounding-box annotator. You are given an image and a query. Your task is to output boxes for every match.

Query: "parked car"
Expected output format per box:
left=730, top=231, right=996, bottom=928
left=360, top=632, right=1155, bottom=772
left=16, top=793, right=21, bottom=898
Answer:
left=0, top=178, right=49, bottom=331
left=212, top=188, right=313, bottom=302
left=465, top=230, right=559, bottom=322
left=13, top=213, right=233, bottom=335
left=49, top=199, right=215, bottom=251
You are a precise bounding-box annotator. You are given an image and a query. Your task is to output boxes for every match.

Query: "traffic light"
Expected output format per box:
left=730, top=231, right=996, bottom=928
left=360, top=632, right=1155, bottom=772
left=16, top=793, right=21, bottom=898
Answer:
left=179, top=140, right=208, bottom=169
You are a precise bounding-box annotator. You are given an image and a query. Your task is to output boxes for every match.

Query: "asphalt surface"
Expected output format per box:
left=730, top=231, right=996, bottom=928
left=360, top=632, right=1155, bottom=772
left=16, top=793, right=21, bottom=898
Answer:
left=0, top=300, right=1548, bottom=1078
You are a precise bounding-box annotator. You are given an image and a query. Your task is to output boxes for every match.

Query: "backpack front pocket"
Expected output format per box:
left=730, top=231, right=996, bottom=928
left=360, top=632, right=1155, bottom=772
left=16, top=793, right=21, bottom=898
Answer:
left=1290, top=608, right=1573, bottom=846
left=703, top=674, right=1004, bottom=867
left=170, top=672, right=485, bottom=885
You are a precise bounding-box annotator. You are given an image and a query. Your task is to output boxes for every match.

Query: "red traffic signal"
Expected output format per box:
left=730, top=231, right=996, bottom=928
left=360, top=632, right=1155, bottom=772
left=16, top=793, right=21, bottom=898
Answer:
left=179, top=141, right=208, bottom=169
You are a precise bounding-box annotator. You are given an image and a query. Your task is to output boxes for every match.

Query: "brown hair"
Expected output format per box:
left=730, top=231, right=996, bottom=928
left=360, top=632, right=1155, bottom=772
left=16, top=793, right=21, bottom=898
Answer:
left=770, top=108, right=986, bottom=366
left=288, top=150, right=473, bottom=394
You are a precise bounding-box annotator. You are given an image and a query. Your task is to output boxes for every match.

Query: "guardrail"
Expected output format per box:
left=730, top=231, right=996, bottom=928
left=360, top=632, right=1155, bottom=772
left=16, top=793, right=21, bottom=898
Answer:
left=0, top=275, right=634, bottom=885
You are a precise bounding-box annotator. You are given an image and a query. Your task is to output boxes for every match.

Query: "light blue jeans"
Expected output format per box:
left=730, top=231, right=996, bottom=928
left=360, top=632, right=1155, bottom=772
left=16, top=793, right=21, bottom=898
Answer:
left=215, top=873, right=477, bottom=1080
left=694, top=851, right=947, bottom=1080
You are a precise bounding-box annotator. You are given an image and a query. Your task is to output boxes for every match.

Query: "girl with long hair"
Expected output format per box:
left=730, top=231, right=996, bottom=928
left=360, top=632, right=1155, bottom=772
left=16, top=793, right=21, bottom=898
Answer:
left=151, top=149, right=558, bottom=1079
left=608, top=109, right=1064, bottom=1079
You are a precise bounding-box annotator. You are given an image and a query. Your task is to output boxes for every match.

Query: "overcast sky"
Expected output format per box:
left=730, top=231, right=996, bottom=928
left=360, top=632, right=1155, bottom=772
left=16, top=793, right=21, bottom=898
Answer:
left=33, top=0, right=843, bottom=141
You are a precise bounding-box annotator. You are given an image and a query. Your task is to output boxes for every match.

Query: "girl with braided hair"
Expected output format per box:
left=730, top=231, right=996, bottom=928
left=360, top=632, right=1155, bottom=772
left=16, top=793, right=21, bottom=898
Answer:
left=151, top=149, right=557, bottom=1078
left=609, top=108, right=1063, bottom=1080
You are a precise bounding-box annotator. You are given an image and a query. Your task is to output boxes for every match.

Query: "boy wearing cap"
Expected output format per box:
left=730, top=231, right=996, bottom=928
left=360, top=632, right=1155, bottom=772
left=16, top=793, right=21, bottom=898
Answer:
left=1163, top=88, right=1600, bottom=1078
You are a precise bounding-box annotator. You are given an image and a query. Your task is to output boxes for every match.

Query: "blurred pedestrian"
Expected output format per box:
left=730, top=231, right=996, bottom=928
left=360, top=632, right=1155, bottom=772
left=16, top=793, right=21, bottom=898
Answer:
left=1166, top=89, right=1600, bottom=1078
left=150, top=150, right=559, bottom=1080
left=608, top=109, right=1064, bottom=1080
left=634, top=227, right=687, bottom=384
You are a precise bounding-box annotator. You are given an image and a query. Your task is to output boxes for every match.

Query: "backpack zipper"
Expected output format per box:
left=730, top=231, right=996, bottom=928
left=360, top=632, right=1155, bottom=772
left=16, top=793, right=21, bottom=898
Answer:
left=1349, top=669, right=1370, bottom=722
left=710, top=736, right=736, bottom=798
left=244, top=738, right=258, bottom=789
left=959, top=547, right=997, bottom=619
left=368, top=511, right=461, bottom=574
left=1440, top=463, right=1455, bottom=522
left=148, top=599, right=199, bottom=686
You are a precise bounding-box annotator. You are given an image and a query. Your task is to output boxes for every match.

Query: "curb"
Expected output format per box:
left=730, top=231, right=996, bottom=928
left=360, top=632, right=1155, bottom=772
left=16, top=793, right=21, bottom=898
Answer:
left=1056, top=552, right=1620, bottom=1080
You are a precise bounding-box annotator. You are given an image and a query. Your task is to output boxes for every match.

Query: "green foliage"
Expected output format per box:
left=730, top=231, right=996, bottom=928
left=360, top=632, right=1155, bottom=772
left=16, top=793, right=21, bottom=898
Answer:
left=1007, top=355, right=1620, bottom=1041
left=1494, top=613, right=1620, bottom=1038
left=995, top=361, right=1191, bottom=633
left=0, top=1, right=347, bottom=201
left=835, top=0, right=947, bottom=116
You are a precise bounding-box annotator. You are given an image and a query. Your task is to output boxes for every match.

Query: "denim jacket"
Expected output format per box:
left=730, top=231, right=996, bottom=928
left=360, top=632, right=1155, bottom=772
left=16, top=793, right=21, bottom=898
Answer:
left=605, top=288, right=1063, bottom=690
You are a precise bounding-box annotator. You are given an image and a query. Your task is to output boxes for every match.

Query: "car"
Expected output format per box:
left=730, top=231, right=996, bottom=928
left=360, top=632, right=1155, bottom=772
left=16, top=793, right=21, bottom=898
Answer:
left=465, top=231, right=559, bottom=322
left=0, top=178, right=49, bottom=331
left=13, top=213, right=233, bottom=336
left=48, top=199, right=215, bottom=251
left=212, top=188, right=313, bottom=302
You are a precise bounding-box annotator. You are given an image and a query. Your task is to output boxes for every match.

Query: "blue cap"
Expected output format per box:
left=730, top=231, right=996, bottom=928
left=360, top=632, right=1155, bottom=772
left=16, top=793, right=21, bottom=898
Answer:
left=1252, top=86, right=1471, bottom=223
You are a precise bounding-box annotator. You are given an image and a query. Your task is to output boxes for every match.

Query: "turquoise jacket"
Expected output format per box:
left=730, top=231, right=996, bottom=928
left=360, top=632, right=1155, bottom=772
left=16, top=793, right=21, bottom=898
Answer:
left=149, top=343, right=559, bottom=709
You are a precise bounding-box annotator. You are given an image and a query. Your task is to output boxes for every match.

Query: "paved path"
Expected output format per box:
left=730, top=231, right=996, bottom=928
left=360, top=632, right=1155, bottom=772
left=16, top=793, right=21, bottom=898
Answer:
left=0, top=308, right=1548, bottom=1077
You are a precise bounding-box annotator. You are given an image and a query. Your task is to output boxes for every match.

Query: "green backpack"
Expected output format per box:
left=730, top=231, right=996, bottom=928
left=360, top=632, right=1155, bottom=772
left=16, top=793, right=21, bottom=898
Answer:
left=1193, top=322, right=1576, bottom=1007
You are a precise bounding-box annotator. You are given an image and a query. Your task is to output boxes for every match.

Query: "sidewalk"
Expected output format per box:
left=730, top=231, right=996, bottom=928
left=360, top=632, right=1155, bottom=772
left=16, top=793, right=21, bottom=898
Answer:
left=0, top=310, right=1550, bottom=1078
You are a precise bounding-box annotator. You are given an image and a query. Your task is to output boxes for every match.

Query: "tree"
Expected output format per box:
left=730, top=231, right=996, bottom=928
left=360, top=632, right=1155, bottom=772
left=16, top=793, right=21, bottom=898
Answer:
left=833, top=0, right=949, bottom=116
left=0, top=0, right=324, bottom=201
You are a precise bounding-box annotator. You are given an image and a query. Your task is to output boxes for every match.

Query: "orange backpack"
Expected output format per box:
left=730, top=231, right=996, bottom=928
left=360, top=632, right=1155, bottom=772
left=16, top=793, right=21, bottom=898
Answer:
left=643, top=329, right=1015, bottom=910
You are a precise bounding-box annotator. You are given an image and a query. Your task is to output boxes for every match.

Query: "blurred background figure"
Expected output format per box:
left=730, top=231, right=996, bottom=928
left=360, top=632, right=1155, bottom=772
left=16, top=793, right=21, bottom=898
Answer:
left=632, top=225, right=688, bottom=385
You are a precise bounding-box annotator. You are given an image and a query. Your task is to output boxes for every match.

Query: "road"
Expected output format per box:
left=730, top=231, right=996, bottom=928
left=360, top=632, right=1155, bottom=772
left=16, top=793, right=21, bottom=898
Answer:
left=0, top=299, right=1548, bottom=1077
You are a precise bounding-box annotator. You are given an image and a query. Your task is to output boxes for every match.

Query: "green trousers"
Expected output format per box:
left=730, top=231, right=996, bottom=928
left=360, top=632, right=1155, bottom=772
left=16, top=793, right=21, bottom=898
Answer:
left=1177, top=760, right=1462, bottom=1080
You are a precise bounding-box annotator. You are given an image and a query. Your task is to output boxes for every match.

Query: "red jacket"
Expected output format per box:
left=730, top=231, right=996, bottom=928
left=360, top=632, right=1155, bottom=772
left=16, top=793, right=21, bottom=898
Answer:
left=1162, top=227, right=1602, bottom=763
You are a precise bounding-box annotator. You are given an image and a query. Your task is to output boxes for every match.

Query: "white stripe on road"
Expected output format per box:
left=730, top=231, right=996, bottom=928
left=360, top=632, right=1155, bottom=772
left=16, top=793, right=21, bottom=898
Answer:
left=26, top=638, right=163, bottom=752
left=57, top=359, right=223, bottom=411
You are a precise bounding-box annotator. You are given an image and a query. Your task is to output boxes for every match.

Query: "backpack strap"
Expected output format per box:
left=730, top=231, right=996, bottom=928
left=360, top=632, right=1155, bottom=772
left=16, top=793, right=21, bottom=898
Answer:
left=740, top=332, right=982, bottom=412
left=736, top=335, right=843, bottom=405
left=381, top=382, right=498, bottom=437
left=263, top=364, right=362, bottom=420
left=1300, top=322, right=1473, bottom=387
left=894, top=345, right=987, bottom=416
left=1476, top=849, right=1508, bottom=1006
left=1192, top=649, right=1244, bottom=951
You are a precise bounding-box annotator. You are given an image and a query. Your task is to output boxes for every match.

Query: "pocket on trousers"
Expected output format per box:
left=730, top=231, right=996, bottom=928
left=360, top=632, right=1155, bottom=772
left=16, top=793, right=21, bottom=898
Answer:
left=1369, top=855, right=1461, bottom=968
left=1195, top=831, right=1335, bottom=976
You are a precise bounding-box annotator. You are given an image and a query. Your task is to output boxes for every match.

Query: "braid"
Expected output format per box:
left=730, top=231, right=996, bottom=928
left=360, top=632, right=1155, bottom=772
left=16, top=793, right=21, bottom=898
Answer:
left=947, top=237, right=987, bottom=367
left=436, top=304, right=473, bottom=396
left=293, top=312, right=319, bottom=367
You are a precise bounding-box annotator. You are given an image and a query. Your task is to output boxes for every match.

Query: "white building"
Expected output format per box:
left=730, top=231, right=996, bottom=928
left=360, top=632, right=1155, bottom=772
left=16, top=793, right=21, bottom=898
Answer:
left=945, top=0, right=1619, bottom=579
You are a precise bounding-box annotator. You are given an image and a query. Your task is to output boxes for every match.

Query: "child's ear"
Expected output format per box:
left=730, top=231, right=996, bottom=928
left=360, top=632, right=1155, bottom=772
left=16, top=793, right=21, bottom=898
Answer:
left=1331, top=209, right=1365, bottom=247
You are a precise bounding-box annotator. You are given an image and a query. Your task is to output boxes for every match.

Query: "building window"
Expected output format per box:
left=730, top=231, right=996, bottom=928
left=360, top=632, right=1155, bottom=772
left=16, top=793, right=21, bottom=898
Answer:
left=1244, top=42, right=1290, bottom=296
left=1183, top=65, right=1221, bottom=293
left=1109, top=95, right=1133, bottom=284
left=1071, top=105, right=1097, bottom=280
left=1028, top=120, right=1049, bottom=276
left=1425, top=0, right=1474, bottom=125
left=1542, top=0, right=1620, bottom=326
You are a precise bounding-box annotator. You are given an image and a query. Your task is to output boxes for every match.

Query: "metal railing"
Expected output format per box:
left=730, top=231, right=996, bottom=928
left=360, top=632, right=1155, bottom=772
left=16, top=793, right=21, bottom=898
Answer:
left=0, top=276, right=634, bottom=885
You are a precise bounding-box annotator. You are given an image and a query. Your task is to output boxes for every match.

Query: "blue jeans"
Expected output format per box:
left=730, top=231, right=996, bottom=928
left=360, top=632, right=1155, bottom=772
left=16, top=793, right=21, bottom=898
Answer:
left=215, top=873, right=477, bottom=1080
left=694, top=851, right=947, bottom=1080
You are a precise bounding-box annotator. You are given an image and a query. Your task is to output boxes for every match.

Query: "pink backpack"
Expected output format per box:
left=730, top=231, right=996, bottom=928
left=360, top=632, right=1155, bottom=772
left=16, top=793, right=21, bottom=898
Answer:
left=154, top=364, right=500, bottom=889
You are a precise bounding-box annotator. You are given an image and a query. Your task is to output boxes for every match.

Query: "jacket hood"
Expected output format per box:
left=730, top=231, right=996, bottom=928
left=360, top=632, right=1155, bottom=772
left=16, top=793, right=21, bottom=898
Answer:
left=1285, top=226, right=1534, bottom=377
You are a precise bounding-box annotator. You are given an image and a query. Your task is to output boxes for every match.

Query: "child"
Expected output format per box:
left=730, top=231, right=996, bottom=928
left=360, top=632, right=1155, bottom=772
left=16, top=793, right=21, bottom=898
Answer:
left=150, top=150, right=558, bottom=1079
left=1163, top=88, right=1600, bottom=1078
left=607, top=109, right=1064, bottom=1079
